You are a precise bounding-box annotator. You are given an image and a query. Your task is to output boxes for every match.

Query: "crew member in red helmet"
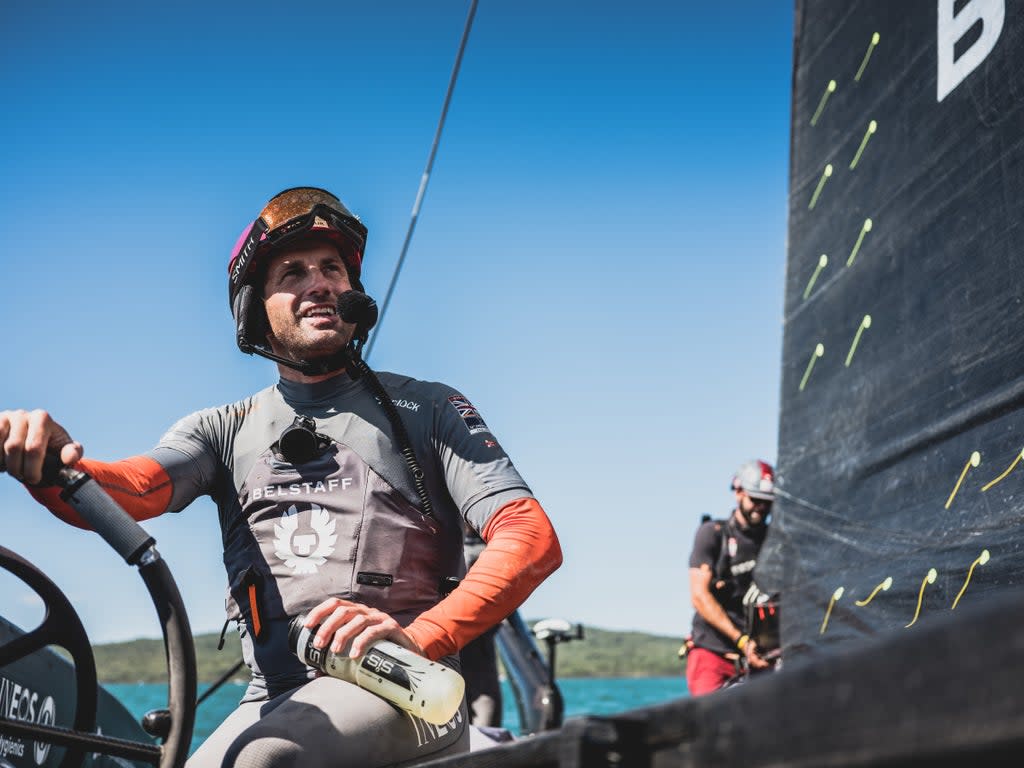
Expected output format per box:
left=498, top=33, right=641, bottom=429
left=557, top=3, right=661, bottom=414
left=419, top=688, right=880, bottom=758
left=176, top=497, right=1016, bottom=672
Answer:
left=685, top=460, right=774, bottom=696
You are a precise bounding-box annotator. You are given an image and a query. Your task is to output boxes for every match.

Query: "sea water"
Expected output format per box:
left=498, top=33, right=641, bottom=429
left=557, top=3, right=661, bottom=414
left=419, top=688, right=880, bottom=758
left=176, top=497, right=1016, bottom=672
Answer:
left=108, top=677, right=689, bottom=755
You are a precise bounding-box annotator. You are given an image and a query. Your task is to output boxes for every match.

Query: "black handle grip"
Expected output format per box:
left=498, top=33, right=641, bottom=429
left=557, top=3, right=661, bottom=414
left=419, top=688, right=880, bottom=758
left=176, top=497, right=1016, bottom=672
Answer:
left=58, top=468, right=155, bottom=565
left=21, top=454, right=156, bottom=565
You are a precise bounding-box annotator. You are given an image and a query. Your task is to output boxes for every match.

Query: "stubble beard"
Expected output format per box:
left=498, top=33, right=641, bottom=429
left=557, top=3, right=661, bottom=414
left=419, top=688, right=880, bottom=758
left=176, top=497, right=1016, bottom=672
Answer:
left=270, top=322, right=350, bottom=363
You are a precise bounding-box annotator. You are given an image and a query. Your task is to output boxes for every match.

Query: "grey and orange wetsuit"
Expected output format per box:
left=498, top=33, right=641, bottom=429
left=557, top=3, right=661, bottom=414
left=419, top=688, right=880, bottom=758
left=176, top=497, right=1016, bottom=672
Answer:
left=29, top=372, right=561, bottom=767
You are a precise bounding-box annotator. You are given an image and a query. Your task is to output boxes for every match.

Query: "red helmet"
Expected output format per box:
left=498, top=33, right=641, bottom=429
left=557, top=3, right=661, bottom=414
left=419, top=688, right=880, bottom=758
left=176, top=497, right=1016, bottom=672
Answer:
left=732, top=460, right=775, bottom=501
left=227, top=187, right=368, bottom=358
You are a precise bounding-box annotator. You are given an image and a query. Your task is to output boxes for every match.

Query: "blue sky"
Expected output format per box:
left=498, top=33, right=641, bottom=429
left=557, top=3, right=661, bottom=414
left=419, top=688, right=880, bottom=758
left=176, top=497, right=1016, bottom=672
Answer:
left=0, top=1, right=792, bottom=643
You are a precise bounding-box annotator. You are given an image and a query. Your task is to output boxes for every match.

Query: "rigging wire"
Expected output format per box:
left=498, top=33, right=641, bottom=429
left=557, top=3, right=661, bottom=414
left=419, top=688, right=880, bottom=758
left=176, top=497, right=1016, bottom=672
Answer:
left=364, top=0, right=479, bottom=361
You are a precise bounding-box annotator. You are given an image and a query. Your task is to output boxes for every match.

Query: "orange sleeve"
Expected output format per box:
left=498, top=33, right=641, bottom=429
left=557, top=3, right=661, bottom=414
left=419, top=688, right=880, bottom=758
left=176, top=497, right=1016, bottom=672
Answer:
left=405, top=497, right=562, bottom=660
left=26, top=456, right=173, bottom=529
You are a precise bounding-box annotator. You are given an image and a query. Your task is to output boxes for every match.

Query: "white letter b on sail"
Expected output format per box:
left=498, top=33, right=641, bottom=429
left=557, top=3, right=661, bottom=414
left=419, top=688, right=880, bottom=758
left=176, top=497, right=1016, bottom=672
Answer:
left=937, top=0, right=1005, bottom=102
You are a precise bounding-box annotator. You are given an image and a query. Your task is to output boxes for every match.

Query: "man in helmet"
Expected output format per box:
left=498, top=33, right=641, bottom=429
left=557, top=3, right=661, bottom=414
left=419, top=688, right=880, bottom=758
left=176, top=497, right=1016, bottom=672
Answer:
left=684, top=460, right=774, bottom=696
left=0, top=187, right=562, bottom=766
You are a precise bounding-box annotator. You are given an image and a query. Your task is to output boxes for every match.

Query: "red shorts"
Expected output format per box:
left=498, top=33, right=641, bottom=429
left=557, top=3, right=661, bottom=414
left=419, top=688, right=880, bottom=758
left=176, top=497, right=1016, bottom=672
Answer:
left=685, top=647, right=737, bottom=696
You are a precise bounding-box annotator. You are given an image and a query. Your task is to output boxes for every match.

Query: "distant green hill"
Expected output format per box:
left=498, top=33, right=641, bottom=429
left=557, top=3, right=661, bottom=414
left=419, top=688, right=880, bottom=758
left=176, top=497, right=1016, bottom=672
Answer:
left=92, top=624, right=684, bottom=683
left=539, top=626, right=683, bottom=678
left=93, top=631, right=247, bottom=684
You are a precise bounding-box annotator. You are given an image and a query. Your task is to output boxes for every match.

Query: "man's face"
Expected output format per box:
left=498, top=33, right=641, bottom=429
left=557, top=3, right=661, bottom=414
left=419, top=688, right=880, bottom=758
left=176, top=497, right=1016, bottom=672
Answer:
left=737, top=489, right=771, bottom=527
left=262, top=243, right=356, bottom=361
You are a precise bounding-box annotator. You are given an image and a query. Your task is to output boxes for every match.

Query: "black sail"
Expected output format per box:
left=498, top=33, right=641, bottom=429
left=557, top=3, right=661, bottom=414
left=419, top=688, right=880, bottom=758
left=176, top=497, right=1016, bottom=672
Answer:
left=758, top=0, right=1024, bottom=657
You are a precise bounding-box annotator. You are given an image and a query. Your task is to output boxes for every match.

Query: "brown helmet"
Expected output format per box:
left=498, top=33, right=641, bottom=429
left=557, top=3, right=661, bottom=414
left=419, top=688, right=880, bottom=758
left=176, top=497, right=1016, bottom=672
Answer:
left=227, top=187, right=369, bottom=366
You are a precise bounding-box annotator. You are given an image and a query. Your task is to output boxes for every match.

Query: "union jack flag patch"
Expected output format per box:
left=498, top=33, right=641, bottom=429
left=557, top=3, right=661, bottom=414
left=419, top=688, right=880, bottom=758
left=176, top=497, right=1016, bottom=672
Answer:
left=448, top=395, right=489, bottom=434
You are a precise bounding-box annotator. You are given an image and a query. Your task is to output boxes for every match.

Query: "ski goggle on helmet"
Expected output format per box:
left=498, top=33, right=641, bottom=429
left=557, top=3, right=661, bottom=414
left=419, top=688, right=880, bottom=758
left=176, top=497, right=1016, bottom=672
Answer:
left=227, top=186, right=368, bottom=356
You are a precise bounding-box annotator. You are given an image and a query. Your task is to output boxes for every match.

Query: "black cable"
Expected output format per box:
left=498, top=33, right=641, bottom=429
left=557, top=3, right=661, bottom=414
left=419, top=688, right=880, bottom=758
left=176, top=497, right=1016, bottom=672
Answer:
left=352, top=356, right=437, bottom=523
left=196, top=659, right=246, bottom=709
left=364, top=0, right=479, bottom=361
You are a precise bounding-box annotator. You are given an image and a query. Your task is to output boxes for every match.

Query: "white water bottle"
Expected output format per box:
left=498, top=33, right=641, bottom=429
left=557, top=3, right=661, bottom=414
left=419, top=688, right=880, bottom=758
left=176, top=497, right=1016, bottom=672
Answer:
left=289, top=614, right=465, bottom=725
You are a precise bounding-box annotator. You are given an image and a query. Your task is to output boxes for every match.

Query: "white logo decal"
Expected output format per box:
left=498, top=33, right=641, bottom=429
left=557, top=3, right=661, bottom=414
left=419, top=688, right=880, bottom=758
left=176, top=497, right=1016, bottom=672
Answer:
left=732, top=559, right=757, bottom=576
left=408, top=703, right=464, bottom=747
left=273, top=505, right=337, bottom=574
left=0, top=678, right=56, bottom=763
left=0, top=734, right=25, bottom=760
left=33, top=696, right=54, bottom=765
left=364, top=653, right=395, bottom=675
left=252, top=477, right=353, bottom=500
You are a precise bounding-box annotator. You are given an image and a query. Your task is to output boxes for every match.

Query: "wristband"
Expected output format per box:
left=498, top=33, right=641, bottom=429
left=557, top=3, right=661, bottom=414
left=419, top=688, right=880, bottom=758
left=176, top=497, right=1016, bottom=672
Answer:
left=736, top=634, right=750, bottom=651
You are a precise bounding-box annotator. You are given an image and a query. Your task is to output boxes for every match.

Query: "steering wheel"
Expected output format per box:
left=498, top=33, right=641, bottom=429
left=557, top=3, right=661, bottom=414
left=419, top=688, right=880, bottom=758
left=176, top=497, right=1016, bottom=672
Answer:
left=0, top=461, right=196, bottom=768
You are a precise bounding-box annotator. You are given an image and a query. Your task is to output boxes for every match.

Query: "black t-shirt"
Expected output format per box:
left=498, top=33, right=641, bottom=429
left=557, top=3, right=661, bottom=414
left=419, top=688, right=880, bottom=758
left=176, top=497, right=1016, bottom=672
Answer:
left=688, top=514, right=766, bottom=655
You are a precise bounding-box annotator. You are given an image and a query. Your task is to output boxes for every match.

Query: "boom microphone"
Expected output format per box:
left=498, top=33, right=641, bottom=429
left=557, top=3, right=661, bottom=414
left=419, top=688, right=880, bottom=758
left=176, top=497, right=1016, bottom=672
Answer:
left=336, top=291, right=379, bottom=340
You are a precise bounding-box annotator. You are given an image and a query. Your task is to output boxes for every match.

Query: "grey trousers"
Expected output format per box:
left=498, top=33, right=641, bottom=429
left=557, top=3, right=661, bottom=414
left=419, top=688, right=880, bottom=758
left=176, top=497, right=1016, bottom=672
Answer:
left=187, top=676, right=469, bottom=768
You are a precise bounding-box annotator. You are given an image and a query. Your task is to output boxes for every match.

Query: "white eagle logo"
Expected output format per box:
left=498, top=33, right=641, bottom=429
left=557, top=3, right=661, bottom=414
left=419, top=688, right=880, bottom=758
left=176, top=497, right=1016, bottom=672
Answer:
left=273, top=504, right=337, bottom=574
